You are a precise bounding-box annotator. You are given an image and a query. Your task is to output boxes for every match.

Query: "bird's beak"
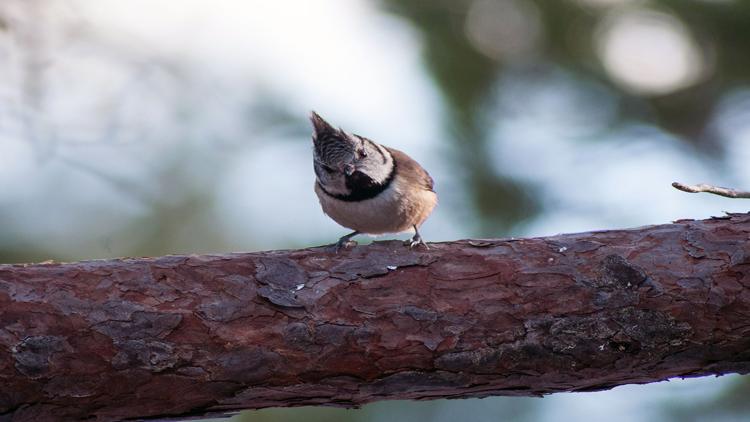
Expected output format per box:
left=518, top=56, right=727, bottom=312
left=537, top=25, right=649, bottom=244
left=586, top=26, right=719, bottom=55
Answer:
left=344, top=164, right=355, bottom=176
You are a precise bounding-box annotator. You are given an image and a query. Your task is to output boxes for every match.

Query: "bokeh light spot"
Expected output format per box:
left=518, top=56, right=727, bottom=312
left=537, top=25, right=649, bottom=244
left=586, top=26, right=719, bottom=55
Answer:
left=596, top=9, right=705, bottom=95
left=465, top=0, right=543, bottom=62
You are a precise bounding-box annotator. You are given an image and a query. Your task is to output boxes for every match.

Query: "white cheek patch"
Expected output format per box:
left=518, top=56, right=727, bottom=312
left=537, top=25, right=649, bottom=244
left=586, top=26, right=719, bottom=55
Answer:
left=370, top=147, right=394, bottom=184
left=353, top=143, right=393, bottom=185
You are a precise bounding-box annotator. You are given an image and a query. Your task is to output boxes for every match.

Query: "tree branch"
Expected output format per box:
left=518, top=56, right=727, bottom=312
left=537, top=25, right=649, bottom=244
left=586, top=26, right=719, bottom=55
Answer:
left=672, top=182, right=750, bottom=198
left=2, top=214, right=750, bottom=421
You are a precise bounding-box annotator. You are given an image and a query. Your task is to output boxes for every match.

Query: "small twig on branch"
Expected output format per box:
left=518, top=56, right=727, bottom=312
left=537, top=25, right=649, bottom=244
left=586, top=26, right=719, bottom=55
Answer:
left=672, top=182, right=750, bottom=199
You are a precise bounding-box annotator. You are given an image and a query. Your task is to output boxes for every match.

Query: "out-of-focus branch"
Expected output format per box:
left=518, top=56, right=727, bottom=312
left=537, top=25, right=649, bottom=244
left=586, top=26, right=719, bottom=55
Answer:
left=672, top=182, right=750, bottom=198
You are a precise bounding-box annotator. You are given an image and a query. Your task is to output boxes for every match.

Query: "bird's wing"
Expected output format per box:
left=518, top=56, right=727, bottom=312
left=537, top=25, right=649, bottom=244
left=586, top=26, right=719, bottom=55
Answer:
left=387, top=147, right=435, bottom=192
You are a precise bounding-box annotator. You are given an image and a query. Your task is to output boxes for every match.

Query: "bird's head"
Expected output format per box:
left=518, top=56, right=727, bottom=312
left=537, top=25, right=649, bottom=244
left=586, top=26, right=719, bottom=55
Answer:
left=310, top=111, right=393, bottom=197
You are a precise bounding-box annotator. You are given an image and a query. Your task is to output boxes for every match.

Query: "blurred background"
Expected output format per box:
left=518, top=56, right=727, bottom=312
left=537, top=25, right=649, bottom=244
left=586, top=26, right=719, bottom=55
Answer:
left=1, top=0, right=748, bottom=420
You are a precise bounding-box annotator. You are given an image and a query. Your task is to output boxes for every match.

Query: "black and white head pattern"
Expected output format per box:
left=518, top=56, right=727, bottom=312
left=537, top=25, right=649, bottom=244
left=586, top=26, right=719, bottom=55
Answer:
left=310, top=111, right=395, bottom=201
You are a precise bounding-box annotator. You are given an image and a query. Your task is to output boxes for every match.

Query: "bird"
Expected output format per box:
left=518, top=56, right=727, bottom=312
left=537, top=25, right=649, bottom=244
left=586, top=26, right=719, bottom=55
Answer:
left=309, top=111, right=437, bottom=250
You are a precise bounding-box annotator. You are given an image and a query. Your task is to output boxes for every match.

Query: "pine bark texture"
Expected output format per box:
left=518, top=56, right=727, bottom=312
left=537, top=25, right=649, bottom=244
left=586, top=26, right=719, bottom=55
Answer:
left=1, top=214, right=750, bottom=421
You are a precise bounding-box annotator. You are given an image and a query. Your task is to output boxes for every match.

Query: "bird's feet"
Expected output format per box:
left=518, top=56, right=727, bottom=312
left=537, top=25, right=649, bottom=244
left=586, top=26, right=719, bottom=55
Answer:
left=404, top=233, right=429, bottom=250
left=404, top=225, right=429, bottom=250
left=332, top=231, right=360, bottom=253
left=334, top=239, right=358, bottom=253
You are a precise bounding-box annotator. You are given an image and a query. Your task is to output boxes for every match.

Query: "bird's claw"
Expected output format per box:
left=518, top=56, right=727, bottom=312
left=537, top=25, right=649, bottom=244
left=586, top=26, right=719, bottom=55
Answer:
left=334, top=239, right=358, bottom=253
left=404, top=236, right=429, bottom=250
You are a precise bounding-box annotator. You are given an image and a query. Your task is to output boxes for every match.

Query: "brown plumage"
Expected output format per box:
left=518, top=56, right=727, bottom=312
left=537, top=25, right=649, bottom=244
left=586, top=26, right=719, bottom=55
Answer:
left=388, top=147, right=434, bottom=192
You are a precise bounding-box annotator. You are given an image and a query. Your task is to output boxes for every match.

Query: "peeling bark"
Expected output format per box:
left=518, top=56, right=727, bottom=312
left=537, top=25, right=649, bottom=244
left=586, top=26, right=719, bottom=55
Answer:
left=1, top=214, right=750, bottom=421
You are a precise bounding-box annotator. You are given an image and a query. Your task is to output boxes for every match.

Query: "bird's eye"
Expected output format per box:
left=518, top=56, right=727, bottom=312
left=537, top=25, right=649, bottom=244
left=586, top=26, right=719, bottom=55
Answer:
left=358, top=149, right=368, bottom=159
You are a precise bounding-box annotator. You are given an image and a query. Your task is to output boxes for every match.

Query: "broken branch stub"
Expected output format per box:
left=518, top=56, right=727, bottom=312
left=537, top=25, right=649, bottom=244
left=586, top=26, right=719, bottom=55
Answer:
left=672, top=182, right=750, bottom=199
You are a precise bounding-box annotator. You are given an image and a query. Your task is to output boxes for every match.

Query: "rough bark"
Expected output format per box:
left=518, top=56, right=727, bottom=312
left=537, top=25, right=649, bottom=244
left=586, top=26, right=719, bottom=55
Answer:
left=1, top=214, right=750, bottom=421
